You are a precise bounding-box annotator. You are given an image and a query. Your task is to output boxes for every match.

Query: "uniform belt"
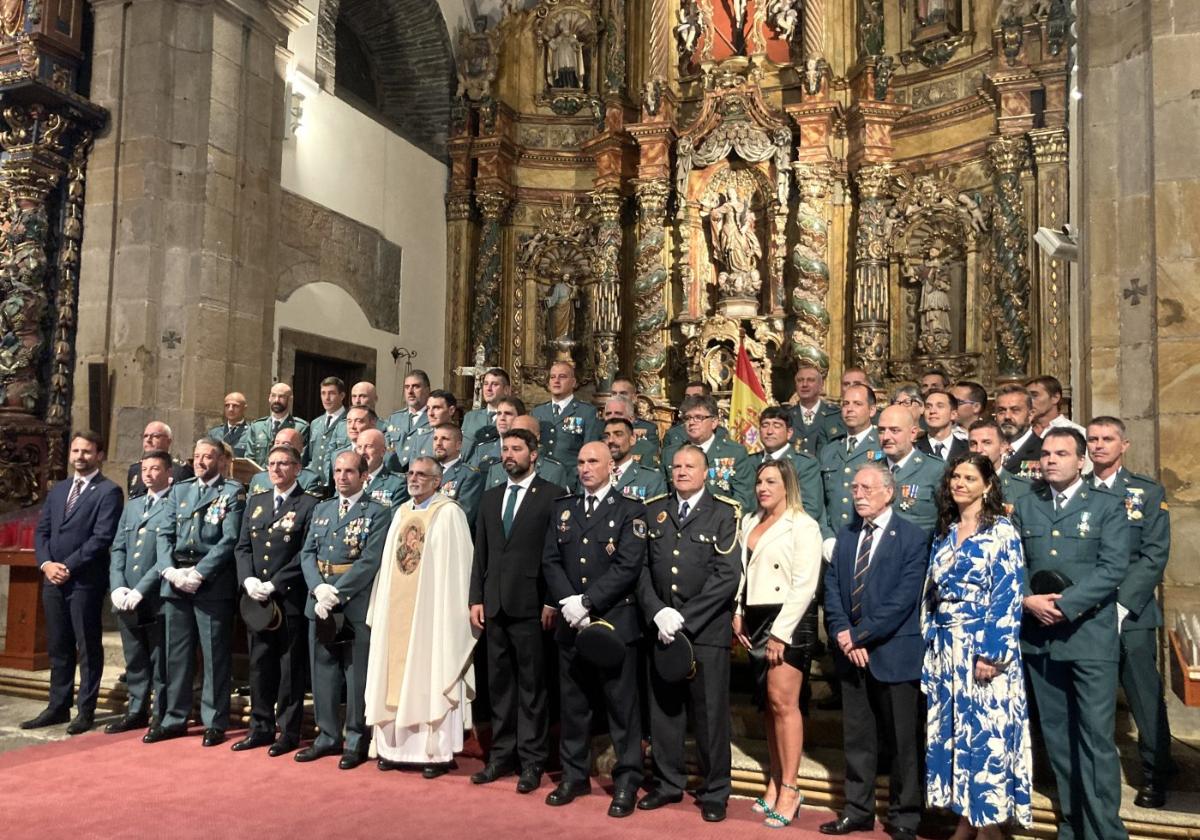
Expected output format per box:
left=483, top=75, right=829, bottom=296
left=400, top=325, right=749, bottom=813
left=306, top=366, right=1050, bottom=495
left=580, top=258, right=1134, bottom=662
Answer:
left=172, top=555, right=199, bottom=568
left=320, top=561, right=354, bottom=575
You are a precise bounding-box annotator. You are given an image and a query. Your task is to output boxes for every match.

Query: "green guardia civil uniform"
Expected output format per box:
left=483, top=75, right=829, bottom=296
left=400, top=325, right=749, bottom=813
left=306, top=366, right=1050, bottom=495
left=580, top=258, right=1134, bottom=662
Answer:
left=460, top=407, right=496, bottom=464
left=1013, top=482, right=1130, bottom=840
left=384, top=407, right=431, bottom=472
left=788, top=399, right=846, bottom=457
left=154, top=476, right=246, bottom=732
left=888, top=449, right=945, bottom=535
left=760, top=446, right=831, bottom=540
left=468, top=427, right=502, bottom=472
left=612, top=457, right=668, bottom=503
left=208, top=421, right=252, bottom=459
left=661, top=435, right=755, bottom=511
left=245, top=415, right=310, bottom=466
left=308, top=410, right=348, bottom=476
left=998, top=467, right=1034, bottom=512
left=531, top=398, right=602, bottom=466
left=817, top=429, right=884, bottom=536
left=439, top=459, right=485, bottom=530
left=363, top=467, right=409, bottom=508
left=1094, top=467, right=1173, bottom=788
left=661, top=422, right=727, bottom=452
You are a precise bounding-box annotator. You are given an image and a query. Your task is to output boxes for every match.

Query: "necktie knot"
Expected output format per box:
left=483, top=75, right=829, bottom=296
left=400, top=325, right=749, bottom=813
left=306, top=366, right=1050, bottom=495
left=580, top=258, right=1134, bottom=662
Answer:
left=846, top=438, right=855, bottom=455
left=585, top=495, right=597, bottom=516
left=502, top=483, right=522, bottom=536
left=890, top=463, right=900, bottom=475
left=1055, top=492, right=1067, bottom=511
left=679, top=500, right=690, bottom=519
left=552, top=404, right=562, bottom=418
left=339, top=498, right=350, bottom=517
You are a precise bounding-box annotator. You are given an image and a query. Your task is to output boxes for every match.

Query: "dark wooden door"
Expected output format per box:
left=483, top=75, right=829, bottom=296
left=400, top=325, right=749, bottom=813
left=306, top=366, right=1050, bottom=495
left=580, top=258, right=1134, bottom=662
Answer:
left=291, top=351, right=365, bottom=422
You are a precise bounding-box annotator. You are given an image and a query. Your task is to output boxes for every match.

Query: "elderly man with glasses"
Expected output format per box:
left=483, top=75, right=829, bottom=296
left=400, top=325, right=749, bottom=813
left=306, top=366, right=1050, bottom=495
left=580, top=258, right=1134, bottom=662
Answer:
left=127, top=422, right=193, bottom=498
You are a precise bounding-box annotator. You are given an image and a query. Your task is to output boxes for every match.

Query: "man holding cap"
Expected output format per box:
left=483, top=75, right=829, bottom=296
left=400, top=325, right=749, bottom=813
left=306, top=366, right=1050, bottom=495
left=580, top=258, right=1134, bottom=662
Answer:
left=541, top=442, right=647, bottom=817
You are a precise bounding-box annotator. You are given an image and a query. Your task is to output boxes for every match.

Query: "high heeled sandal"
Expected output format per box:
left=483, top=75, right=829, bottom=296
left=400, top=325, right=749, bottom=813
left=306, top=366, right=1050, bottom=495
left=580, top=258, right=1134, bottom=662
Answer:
left=763, top=783, right=804, bottom=829
left=752, top=796, right=771, bottom=815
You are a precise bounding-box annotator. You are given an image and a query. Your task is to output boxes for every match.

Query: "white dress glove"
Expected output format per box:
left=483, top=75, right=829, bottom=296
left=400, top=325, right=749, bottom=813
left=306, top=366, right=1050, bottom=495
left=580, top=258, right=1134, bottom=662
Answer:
left=1117, top=603, right=1130, bottom=633
left=822, top=537, right=837, bottom=563
left=559, top=594, right=589, bottom=628
left=177, top=568, right=203, bottom=595
left=124, top=590, right=144, bottom=610
left=243, top=577, right=263, bottom=598
left=110, top=587, right=131, bottom=610
left=653, top=607, right=686, bottom=645
left=161, top=567, right=183, bottom=587
left=313, top=583, right=340, bottom=610
left=314, top=601, right=331, bottom=620
left=260, top=581, right=276, bottom=597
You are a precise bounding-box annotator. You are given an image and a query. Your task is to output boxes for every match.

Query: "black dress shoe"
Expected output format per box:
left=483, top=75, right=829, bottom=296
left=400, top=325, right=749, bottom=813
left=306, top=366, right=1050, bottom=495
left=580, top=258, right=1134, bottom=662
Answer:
left=104, top=714, right=149, bottom=734
left=636, top=789, right=683, bottom=811
left=202, top=728, right=226, bottom=747
left=701, top=801, right=727, bottom=823
left=470, top=761, right=517, bottom=784
left=423, top=761, right=455, bottom=779
left=545, top=780, right=591, bottom=806
left=294, top=743, right=342, bottom=763
left=819, top=816, right=875, bottom=835
left=377, top=758, right=405, bottom=771
left=516, top=765, right=544, bottom=794
left=143, top=724, right=188, bottom=743
left=230, top=732, right=274, bottom=752
left=1134, top=784, right=1167, bottom=809
left=608, top=789, right=637, bottom=818
left=338, top=750, right=368, bottom=770
left=19, top=708, right=69, bottom=730
left=66, top=712, right=95, bottom=735
left=268, top=739, right=298, bottom=757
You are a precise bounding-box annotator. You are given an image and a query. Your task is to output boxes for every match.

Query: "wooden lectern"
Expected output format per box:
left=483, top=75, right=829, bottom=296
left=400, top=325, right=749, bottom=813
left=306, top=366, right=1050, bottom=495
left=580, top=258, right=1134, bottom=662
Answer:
left=0, top=547, right=48, bottom=670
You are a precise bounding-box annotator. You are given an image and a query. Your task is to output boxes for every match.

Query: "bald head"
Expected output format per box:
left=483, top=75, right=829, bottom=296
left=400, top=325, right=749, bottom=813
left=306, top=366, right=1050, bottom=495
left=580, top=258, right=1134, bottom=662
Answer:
left=511, top=414, right=542, bottom=441
left=273, top=427, right=305, bottom=451
left=223, top=392, right=247, bottom=424
left=577, top=441, right=612, bottom=493
left=878, top=404, right=918, bottom=461
left=356, top=428, right=387, bottom=473
left=268, top=383, right=293, bottom=416
left=142, top=421, right=173, bottom=454
left=350, top=381, right=378, bottom=410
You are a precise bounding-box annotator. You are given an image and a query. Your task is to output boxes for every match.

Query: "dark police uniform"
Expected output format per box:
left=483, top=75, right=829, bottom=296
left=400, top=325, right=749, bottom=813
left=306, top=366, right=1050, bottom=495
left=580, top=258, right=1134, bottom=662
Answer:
left=308, top=410, right=348, bottom=477
left=109, top=491, right=170, bottom=723
left=154, top=476, right=246, bottom=733
left=637, top=491, right=740, bottom=808
left=789, top=398, right=846, bottom=457
left=208, top=421, right=251, bottom=459
left=888, top=450, right=945, bottom=534
left=760, top=446, right=831, bottom=540
left=818, top=429, right=883, bottom=536
left=1013, top=482, right=1130, bottom=840
left=662, top=436, right=755, bottom=511
left=246, top=414, right=310, bottom=467
left=439, top=459, right=485, bottom=530
left=299, top=493, right=391, bottom=757
left=248, top=466, right=322, bottom=497
left=234, top=483, right=319, bottom=747
left=384, top=407, right=431, bottom=472
left=127, top=457, right=193, bottom=499
left=1094, top=468, right=1173, bottom=790
left=541, top=489, right=647, bottom=795
left=531, top=398, right=602, bottom=466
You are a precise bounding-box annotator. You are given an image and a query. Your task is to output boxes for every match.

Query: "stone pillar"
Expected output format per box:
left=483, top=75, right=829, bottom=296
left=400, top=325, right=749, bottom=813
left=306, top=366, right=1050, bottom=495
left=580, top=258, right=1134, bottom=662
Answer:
left=987, top=134, right=1033, bottom=381
left=468, top=191, right=511, bottom=369
left=78, top=0, right=311, bottom=462
left=851, top=163, right=898, bottom=386
left=790, top=163, right=834, bottom=373
left=1029, top=127, right=1070, bottom=383
left=589, top=189, right=623, bottom=393
left=631, top=178, right=670, bottom=399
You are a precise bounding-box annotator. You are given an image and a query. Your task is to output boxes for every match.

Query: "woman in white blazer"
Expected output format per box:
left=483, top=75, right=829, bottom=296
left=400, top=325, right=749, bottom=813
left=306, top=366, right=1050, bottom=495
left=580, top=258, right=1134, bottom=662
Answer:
left=733, top=459, right=823, bottom=829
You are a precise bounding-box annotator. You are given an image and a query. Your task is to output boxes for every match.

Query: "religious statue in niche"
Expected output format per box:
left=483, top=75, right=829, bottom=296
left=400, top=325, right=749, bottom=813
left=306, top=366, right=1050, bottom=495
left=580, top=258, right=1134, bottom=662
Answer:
left=543, top=273, right=581, bottom=346
left=903, top=239, right=954, bottom=356
left=547, top=23, right=584, bottom=88
left=0, top=198, right=49, bottom=412
left=708, top=186, right=762, bottom=303
left=456, top=16, right=501, bottom=102
left=766, top=0, right=800, bottom=41
left=534, top=2, right=598, bottom=113
left=675, top=0, right=702, bottom=60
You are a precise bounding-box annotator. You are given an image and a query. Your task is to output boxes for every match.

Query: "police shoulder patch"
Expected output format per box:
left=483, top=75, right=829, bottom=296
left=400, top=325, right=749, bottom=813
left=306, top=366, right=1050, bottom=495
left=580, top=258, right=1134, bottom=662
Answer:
left=632, top=518, right=647, bottom=539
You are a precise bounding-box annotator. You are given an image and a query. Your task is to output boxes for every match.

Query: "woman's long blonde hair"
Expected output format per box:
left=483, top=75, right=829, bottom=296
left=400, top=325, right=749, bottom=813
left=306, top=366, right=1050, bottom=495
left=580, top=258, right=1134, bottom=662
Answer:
left=755, top=458, right=804, bottom=515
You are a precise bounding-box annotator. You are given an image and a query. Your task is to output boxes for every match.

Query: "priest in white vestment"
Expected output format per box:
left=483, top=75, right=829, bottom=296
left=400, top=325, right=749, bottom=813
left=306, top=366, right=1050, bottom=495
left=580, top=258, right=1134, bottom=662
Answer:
left=365, top=456, right=478, bottom=775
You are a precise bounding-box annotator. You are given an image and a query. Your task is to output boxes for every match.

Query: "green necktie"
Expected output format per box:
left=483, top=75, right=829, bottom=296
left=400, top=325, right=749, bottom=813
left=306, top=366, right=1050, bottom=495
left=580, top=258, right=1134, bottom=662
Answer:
left=502, top=483, right=522, bottom=537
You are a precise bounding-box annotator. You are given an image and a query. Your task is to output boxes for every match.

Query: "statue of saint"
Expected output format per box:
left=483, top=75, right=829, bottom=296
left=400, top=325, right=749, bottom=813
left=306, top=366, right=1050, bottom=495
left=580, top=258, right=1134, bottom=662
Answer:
left=674, top=0, right=702, bottom=57
left=708, top=186, right=762, bottom=296
left=547, top=24, right=583, bottom=88
left=906, top=244, right=953, bottom=356
left=543, top=273, right=579, bottom=344
left=729, top=0, right=750, bottom=32
left=456, top=16, right=499, bottom=102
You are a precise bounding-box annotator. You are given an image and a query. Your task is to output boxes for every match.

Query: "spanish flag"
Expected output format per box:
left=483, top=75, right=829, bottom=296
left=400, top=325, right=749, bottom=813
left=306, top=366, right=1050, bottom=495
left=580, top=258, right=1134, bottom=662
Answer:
left=729, top=340, right=768, bottom=453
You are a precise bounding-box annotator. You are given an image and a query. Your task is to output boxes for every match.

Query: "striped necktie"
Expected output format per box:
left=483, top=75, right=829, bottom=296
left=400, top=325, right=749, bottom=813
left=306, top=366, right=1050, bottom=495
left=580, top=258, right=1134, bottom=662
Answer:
left=850, top=522, right=876, bottom=624
left=64, top=478, right=84, bottom=517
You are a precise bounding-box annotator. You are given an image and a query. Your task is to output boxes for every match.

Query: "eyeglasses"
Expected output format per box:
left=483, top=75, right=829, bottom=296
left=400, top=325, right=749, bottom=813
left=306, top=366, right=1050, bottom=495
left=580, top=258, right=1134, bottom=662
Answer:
left=892, top=398, right=922, bottom=407
left=682, top=414, right=715, bottom=424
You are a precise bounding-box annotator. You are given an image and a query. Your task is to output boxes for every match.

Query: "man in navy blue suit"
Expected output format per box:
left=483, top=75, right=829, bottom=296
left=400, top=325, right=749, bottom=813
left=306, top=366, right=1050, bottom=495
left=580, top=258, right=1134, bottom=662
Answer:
left=820, top=462, right=928, bottom=840
left=22, top=430, right=123, bottom=734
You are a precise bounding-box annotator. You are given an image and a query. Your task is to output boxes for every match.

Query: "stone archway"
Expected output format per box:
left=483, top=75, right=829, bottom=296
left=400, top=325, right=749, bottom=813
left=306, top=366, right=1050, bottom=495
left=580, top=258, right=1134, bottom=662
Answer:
left=319, top=0, right=456, bottom=159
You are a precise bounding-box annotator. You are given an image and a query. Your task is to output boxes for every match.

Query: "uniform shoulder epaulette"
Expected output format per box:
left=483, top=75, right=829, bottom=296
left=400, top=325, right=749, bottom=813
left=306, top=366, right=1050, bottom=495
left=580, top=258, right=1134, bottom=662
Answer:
left=713, top=494, right=742, bottom=510
left=304, top=488, right=326, bottom=499
left=1125, top=470, right=1158, bottom=487
left=248, top=486, right=273, bottom=498
left=644, top=492, right=670, bottom=505
left=554, top=491, right=578, bottom=502
left=175, top=476, right=198, bottom=486
left=461, top=463, right=480, bottom=473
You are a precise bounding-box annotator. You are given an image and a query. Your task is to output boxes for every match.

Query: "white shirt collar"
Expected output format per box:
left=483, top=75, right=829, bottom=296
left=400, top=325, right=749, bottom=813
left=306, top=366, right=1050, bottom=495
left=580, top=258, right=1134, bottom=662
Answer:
left=1008, top=426, right=1035, bottom=453
left=582, top=484, right=611, bottom=507
left=696, top=435, right=716, bottom=453
left=887, top=449, right=916, bottom=471
left=338, top=490, right=364, bottom=507
left=1052, top=477, right=1084, bottom=505
left=865, top=506, right=894, bottom=531
left=847, top=428, right=872, bottom=449
left=507, top=471, right=536, bottom=492
left=552, top=395, right=575, bottom=413
left=441, top=457, right=461, bottom=472
left=677, top=487, right=705, bottom=513
left=766, top=444, right=790, bottom=460
left=409, top=405, right=426, bottom=419
left=325, top=407, right=345, bottom=422
left=275, top=481, right=298, bottom=501
left=926, top=427, right=955, bottom=444
left=366, top=467, right=383, bottom=484
left=72, top=469, right=100, bottom=488
left=1094, top=471, right=1117, bottom=489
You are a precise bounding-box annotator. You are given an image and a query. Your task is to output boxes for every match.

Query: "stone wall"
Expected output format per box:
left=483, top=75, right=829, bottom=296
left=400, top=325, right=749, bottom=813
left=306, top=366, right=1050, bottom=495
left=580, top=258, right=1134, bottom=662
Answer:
left=1079, top=0, right=1200, bottom=600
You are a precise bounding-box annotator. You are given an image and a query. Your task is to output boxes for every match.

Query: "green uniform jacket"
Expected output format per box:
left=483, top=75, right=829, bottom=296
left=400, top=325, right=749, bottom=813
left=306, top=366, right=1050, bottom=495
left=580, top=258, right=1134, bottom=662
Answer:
left=1013, top=484, right=1130, bottom=662
left=208, top=422, right=252, bottom=459
left=154, top=477, right=246, bottom=601
left=384, top=407, right=431, bottom=472
left=788, top=399, right=846, bottom=457
left=531, top=398, right=602, bottom=466
left=468, top=429, right=501, bottom=472
left=245, top=415, right=310, bottom=466
left=999, top=468, right=1034, bottom=510
left=460, top=407, right=494, bottom=463
left=439, top=460, right=485, bottom=529
left=110, top=493, right=172, bottom=598
left=662, top=435, right=755, bottom=511
left=300, top=495, right=392, bottom=623
left=662, top=422, right=727, bottom=452
left=759, top=447, right=831, bottom=540
left=364, top=468, right=409, bottom=509
left=818, top=430, right=884, bottom=535
left=307, top=411, right=348, bottom=475
left=889, top=450, right=945, bottom=534
left=612, top=458, right=668, bottom=503
left=1093, top=468, right=1170, bottom=630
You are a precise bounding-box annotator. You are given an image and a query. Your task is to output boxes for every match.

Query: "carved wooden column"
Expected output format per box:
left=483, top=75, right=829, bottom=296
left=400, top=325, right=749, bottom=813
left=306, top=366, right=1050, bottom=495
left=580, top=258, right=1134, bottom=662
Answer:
left=851, top=164, right=899, bottom=386
left=988, top=135, right=1033, bottom=381
left=790, top=163, right=835, bottom=373
left=801, top=0, right=826, bottom=94
left=469, top=191, right=512, bottom=369
left=631, top=179, right=671, bottom=400
left=1029, top=127, right=1070, bottom=383
left=590, top=188, right=623, bottom=392
left=444, top=189, right=475, bottom=391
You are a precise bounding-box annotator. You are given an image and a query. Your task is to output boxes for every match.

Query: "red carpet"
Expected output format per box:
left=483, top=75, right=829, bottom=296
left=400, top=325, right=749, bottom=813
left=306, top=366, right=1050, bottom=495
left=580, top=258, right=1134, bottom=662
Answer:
left=0, top=727, right=895, bottom=840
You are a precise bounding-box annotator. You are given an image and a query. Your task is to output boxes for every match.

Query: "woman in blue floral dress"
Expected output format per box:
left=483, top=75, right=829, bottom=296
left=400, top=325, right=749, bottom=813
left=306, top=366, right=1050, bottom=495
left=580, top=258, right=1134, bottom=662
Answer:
left=922, top=453, right=1032, bottom=838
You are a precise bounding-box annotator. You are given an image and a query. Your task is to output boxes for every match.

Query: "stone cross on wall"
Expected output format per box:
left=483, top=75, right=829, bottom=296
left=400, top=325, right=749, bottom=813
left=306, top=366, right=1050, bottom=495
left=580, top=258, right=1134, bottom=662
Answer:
left=453, top=343, right=491, bottom=409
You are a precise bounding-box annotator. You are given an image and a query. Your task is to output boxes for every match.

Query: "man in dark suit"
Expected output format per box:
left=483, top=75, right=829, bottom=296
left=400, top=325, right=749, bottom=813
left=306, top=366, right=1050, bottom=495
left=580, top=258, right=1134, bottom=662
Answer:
left=541, top=442, right=646, bottom=816
left=469, top=427, right=565, bottom=794
left=232, top=443, right=320, bottom=757
left=1015, top=428, right=1129, bottom=840
left=22, top=430, right=123, bottom=734
left=127, top=421, right=192, bottom=498
left=106, top=449, right=173, bottom=733
left=996, top=383, right=1042, bottom=481
left=636, top=445, right=741, bottom=823
left=820, top=462, right=927, bottom=840
left=1087, top=416, right=1174, bottom=808
left=916, top=389, right=968, bottom=463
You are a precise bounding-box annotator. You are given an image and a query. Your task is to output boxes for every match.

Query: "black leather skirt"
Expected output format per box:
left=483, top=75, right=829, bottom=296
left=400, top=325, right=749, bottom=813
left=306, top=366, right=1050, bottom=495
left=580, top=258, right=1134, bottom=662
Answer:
left=744, top=601, right=817, bottom=710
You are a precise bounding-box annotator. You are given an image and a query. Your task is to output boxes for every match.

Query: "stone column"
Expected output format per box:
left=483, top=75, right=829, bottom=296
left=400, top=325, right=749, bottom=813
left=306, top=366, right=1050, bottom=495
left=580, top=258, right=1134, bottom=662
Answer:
left=1029, top=127, right=1070, bottom=383
left=851, top=163, right=898, bottom=386
left=78, top=0, right=311, bottom=462
left=631, top=178, right=670, bottom=399
left=988, top=134, right=1033, bottom=381
left=790, top=162, right=834, bottom=373
left=468, top=191, right=511, bottom=369
left=589, top=189, right=623, bottom=393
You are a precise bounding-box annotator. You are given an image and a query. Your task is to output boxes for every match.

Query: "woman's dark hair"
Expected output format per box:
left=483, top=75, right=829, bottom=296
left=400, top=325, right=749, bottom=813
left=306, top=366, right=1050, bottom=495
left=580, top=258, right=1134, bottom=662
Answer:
left=934, top=452, right=1006, bottom=539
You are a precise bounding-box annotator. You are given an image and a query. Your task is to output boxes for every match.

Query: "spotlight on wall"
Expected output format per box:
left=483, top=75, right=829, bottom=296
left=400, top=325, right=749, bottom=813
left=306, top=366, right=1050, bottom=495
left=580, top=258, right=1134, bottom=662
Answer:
left=1034, top=224, right=1079, bottom=262
left=283, top=63, right=319, bottom=142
